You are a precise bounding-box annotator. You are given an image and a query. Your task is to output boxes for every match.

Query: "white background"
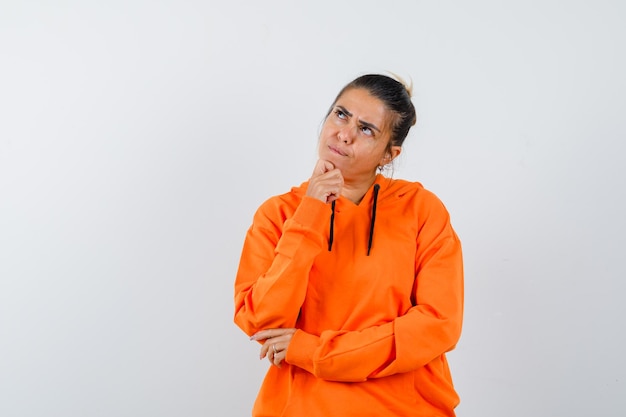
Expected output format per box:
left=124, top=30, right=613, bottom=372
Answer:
left=1, top=1, right=625, bottom=416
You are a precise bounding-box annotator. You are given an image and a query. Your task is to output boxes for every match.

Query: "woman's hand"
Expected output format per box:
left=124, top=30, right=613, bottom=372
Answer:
left=251, top=328, right=297, bottom=368
left=306, top=159, right=344, bottom=203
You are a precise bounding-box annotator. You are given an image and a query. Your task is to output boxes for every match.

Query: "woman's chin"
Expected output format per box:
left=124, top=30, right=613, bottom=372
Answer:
left=319, top=153, right=342, bottom=169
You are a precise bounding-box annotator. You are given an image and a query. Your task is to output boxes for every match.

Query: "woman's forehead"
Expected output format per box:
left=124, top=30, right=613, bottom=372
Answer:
left=334, top=88, right=389, bottom=123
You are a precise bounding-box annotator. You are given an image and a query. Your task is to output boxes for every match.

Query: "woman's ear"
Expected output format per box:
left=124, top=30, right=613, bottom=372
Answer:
left=382, top=146, right=402, bottom=165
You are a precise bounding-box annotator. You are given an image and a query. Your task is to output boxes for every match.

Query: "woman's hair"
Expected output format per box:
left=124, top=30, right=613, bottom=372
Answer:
left=327, top=73, right=417, bottom=147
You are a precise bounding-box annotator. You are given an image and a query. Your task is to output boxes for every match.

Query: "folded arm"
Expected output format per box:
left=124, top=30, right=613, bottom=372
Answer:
left=234, top=196, right=329, bottom=336
left=285, top=213, right=463, bottom=381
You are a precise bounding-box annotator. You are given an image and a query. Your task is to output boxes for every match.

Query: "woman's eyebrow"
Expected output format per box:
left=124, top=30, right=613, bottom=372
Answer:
left=336, top=105, right=381, bottom=133
left=360, top=120, right=381, bottom=133
left=336, top=105, right=353, bottom=118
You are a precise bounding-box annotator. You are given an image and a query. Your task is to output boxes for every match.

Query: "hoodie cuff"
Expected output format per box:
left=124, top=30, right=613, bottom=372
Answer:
left=285, top=329, right=319, bottom=375
left=276, top=196, right=330, bottom=258
left=291, top=196, right=330, bottom=229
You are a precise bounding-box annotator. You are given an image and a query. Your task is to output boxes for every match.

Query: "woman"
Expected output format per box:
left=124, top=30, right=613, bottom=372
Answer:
left=234, top=74, right=464, bottom=416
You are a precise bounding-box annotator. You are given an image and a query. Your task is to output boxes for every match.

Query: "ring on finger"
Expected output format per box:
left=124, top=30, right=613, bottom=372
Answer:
left=273, top=344, right=277, bottom=354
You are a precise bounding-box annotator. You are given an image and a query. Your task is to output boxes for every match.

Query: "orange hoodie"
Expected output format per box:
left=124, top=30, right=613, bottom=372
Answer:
left=234, top=174, right=464, bottom=417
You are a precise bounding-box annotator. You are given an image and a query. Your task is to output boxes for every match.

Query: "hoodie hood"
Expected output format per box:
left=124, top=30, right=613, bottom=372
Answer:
left=291, top=174, right=424, bottom=256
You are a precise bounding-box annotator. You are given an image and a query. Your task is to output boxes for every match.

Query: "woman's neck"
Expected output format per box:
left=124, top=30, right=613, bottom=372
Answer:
left=341, top=173, right=378, bottom=204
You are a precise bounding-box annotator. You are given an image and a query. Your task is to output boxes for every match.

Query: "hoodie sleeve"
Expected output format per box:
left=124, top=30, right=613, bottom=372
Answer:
left=285, top=193, right=464, bottom=382
left=234, top=195, right=330, bottom=336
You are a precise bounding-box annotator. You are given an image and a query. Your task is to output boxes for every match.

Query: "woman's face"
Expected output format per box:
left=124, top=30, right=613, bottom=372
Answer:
left=318, top=88, right=401, bottom=180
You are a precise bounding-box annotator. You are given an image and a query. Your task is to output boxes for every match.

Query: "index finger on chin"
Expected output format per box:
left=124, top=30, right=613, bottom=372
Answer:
left=313, top=159, right=334, bottom=176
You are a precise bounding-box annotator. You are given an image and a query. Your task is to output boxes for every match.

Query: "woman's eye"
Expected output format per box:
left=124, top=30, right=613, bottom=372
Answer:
left=335, top=109, right=346, bottom=119
left=360, top=126, right=373, bottom=136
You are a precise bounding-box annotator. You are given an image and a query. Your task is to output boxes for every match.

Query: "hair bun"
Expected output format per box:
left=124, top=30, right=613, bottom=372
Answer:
left=386, top=71, right=413, bottom=98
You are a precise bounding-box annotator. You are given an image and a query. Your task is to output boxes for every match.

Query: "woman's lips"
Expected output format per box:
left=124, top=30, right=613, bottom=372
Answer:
left=329, top=145, right=347, bottom=156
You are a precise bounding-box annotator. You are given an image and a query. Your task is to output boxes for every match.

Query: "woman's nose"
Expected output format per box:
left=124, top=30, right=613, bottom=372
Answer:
left=338, top=126, right=355, bottom=143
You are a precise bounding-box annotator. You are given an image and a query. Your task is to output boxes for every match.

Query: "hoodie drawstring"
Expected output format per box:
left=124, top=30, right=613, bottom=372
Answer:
left=327, top=183, right=380, bottom=255
left=328, top=200, right=336, bottom=251
left=367, top=184, right=380, bottom=256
